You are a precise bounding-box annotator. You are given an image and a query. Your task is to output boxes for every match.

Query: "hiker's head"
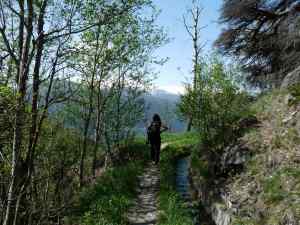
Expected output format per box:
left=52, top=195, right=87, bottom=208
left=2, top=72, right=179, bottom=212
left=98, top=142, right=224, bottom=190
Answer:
left=152, top=114, right=161, bottom=123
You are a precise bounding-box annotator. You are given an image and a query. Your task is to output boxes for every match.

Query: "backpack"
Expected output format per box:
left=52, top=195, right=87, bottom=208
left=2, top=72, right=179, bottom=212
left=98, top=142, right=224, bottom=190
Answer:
left=147, top=121, right=160, bottom=142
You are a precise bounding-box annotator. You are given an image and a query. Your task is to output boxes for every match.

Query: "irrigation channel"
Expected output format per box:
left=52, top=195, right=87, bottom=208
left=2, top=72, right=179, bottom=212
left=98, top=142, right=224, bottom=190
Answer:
left=175, top=156, right=200, bottom=225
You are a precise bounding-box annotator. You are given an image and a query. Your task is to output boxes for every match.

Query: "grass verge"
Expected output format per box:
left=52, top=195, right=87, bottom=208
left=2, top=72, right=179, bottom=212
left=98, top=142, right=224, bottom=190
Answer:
left=161, top=132, right=198, bottom=156
left=158, top=133, right=195, bottom=225
left=67, top=140, right=149, bottom=225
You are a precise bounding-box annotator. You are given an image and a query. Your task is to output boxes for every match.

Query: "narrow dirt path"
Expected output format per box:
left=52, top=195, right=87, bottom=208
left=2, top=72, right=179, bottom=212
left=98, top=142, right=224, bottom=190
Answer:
left=126, top=143, right=169, bottom=225
left=126, top=162, right=160, bottom=225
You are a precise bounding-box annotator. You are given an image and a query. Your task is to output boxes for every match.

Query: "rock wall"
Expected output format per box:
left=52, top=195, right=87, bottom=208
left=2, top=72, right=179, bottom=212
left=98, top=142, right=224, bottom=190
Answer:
left=281, top=65, right=300, bottom=89
left=188, top=97, right=300, bottom=225
left=189, top=160, right=233, bottom=225
left=188, top=136, right=255, bottom=225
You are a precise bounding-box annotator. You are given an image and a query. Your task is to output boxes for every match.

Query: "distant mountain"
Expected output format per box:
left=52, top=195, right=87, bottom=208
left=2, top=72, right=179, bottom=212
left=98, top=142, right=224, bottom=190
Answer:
left=136, top=89, right=186, bottom=134
left=149, top=89, right=180, bottom=101
left=34, top=80, right=186, bottom=134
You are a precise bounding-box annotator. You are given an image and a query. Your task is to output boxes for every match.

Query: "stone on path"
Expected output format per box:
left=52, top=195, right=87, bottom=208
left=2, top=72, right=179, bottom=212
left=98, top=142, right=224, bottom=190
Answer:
left=126, top=162, right=160, bottom=225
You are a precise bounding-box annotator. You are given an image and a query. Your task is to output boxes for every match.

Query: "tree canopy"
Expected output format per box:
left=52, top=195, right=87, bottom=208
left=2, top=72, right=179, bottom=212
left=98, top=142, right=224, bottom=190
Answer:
left=215, top=0, right=300, bottom=87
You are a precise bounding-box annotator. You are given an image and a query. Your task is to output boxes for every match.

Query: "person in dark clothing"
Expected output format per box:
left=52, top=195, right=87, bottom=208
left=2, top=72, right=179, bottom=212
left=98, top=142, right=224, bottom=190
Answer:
left=147, top=114, right=168, bottom=164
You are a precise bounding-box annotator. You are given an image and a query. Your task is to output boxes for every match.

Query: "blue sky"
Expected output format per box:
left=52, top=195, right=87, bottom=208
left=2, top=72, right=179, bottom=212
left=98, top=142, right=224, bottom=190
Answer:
left=152, top=0, right=223, bottom=94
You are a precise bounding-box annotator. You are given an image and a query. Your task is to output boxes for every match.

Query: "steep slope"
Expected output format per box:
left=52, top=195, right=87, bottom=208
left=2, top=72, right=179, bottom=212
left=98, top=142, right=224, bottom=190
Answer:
left=190, top=87, right=300, bottom=225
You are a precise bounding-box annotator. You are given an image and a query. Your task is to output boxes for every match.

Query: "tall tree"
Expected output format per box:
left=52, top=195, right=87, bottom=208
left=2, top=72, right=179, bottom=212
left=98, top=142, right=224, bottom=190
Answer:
left=216, top=0, right=300, bottom=86
left=183, top=0, right=205, bottom=131
left=0, top=0, right=156, bottom=223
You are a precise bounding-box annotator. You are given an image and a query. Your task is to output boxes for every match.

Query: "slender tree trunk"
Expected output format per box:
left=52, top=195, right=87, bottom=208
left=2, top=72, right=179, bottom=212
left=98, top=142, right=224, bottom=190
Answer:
left=79, top=61, right=97, bottom=186
left=92, top=113, right=101, bottom=177
left=92, top=79, right=103, bottom=177
left=183, top=3, right=203, bottom=133
left=3, top=0, right=33, bottom=222
left=12, top=3, right=47, bottom=224
left=27, top=0, right=46, bottom=166
left=186, top=118, right=192, bottom=131
left=79, top=29, right=102, bottom=185
left=80, top=111, right=93, bottom=186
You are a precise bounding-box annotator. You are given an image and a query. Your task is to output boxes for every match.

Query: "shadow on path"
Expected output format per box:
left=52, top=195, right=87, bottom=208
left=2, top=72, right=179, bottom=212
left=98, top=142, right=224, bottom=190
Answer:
left=126, top=162, right=160, bottom=225
left=126, top=143, right=169, bottom=225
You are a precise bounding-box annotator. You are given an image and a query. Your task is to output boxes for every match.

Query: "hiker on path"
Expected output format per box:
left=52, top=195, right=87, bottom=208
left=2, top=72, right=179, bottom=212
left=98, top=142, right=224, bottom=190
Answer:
left=147, top=114, right=168, bottom=164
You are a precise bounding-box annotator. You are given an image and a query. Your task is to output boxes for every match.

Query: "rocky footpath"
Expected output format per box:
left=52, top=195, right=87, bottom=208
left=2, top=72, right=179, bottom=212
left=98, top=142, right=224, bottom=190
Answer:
left=126, top=162, right=160, bottom=225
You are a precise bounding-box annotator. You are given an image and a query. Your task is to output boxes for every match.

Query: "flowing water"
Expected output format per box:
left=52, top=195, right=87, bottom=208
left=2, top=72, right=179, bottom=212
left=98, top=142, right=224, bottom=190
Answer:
left=175, top=156, right=200, bottom=225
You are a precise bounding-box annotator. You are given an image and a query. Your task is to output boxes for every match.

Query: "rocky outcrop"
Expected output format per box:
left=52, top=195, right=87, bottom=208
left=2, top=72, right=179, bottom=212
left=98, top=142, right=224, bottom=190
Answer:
left=281, top=66, right=300, bottom=89
left=220, top=142, right=250, bottom=175
left=211, top=204, right=231, bottom=225
left=189, top=169, right=233, bottom=225
left=189, top=94, right=300, bottom=225
left=189, top=140, right=261, bottom=225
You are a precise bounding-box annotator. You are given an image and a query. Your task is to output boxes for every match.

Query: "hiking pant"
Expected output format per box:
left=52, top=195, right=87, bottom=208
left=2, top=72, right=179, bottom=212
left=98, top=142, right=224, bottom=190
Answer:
left=150, top=141, right=161, bottom=164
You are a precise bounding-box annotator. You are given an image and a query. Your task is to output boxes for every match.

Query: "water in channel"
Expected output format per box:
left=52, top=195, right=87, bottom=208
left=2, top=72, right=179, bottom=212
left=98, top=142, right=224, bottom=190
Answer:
left=175, top=156, right=200, bottom=225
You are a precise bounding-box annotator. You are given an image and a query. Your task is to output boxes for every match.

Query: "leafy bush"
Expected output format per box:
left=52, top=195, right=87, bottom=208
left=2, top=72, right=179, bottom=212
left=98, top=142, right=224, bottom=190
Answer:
left=178, top=56, right=253, bottom=150
left=72, top=160, right=144, bottom=225
left=0, top=85, right=15, bottom=141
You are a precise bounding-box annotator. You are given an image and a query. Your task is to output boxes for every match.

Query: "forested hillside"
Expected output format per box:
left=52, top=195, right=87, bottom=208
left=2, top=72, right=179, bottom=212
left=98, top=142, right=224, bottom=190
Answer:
left=1, top=0, right=300, bottom=225
left=0, top=1, right=167, bottom=224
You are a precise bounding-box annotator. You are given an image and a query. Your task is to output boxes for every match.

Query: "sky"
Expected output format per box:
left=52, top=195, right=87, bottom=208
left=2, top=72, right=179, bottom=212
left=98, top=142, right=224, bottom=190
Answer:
left=151, top=0, right=223, bottom=94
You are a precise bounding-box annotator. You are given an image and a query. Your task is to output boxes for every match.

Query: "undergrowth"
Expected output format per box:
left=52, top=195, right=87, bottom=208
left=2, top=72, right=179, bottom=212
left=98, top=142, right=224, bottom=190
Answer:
left=67, top=140, right=149, bottom=225
left=161, top=132, right=198, bottom=156
left=159, top=143, right=194, bottom=225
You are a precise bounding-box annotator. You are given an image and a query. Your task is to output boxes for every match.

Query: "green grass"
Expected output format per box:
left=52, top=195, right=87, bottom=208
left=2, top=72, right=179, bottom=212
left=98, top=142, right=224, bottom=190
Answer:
left=159, top=190, right=194, bottom=225
left=158, top=133, right=195, bottom=225
left=287, top=83, right=300, bottom=106
left=69, top=133, right=199, bottom=225
left=161, top=132, right=198, bottom=156
left=68, top=140, right=149, bottom=225
left=79, top=163, right=142, bottom=225
left=263, top=172, right=286, bottom=204
left=262, top=167, right=300, bottom=205
left=161, top=131, right=198, bottom=144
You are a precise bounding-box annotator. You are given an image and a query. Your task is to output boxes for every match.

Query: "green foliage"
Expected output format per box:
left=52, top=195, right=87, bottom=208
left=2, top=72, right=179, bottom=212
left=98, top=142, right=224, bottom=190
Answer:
left=283, top=167, right=300, bottom=179
left=262, top=167, right=300, bottom=204
left=161, top=132, right=198, bottom=156
left=0, top=86, right=16, bottom=177
left=263, top=172, right=286, bottom=204
left=159, top=192, right=193, bottom=225
left=232, top=217, right=258, bottom=225
left=73, top=161, right=143, bottom=225
left=0, top=85, right=14, bottom=97
left=288, top=84, right=300, bottom=106
left=0, top=0, right=168, bottom=223
left=38, top=121, right=83, bottom=175
left=69, top=139, right=149, bottom=225
left=178, top=55, right=253, bottom=149
left=250, top=90, right=282, bottom=119
left=158, top=137, right=194, bottom=225
left=0, top=85, right=15, bottom=138
left=80, top=163, right=141, bottom=225
left=190, top=152, right=210, bottom=179
left=161, top=132, right=198, bottom=143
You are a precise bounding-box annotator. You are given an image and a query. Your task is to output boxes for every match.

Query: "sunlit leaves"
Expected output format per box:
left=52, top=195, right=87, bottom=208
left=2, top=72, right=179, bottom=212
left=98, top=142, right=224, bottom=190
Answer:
left=178, top=55, right=252, bottom=148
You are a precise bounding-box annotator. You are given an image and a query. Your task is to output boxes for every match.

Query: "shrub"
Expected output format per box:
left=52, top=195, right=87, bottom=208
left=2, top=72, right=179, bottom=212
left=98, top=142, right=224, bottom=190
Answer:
left=178, top=56, right=253, bottom=150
